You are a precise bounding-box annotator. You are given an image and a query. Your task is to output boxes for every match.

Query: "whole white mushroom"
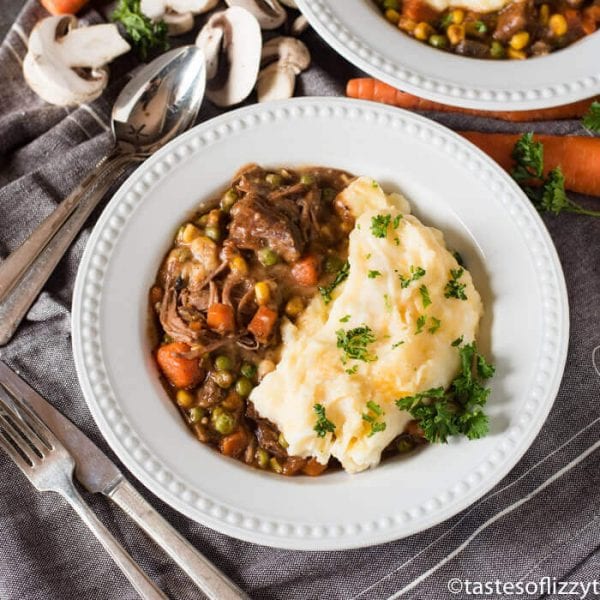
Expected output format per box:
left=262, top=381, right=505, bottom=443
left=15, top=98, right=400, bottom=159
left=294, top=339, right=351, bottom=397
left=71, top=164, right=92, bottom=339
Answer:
left=140, top=0, right=220, bottom=36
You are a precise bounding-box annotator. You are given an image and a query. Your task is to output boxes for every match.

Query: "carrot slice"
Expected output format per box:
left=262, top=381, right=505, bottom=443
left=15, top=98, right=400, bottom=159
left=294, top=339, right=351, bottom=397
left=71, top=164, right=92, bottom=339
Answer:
left=302, top=458, right=328, bottom=476
left=346, top=78, right=597, bottom=122
left=219, top=429, right=248, bottom=457
left=207, top=303, right=235, bottom=334
left=156, top=342, right=203, bottom=389
left=291, top=255, right=320, bottom=287
left=401, top=0, right=439, bottom=23
left=247, top=306, right=278, bottom=343
left=40, top=0, right=89, bottom=15
left=459, top=131, right=600, bottom=197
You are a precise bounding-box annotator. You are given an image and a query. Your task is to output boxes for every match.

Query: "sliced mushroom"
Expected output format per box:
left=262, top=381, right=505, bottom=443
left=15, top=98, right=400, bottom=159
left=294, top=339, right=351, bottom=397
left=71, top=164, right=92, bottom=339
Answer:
left=291, top=14, right=309, bottom=35
left=196, top=7, right=262, bottom=107
left=23, top=16, right=130, bottom=107
left=257, top=36, right=310, bottom=102
left=224, top=0, right=287, bottom=29
left=141, top=0, right=220, bottom=36
left=279, top=0, right=297, bottom=7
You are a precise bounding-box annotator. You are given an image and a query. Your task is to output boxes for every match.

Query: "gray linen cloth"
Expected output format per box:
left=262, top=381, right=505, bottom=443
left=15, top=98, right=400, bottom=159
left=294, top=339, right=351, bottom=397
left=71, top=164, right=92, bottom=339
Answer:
left=1, top=2, right=600, bottom=599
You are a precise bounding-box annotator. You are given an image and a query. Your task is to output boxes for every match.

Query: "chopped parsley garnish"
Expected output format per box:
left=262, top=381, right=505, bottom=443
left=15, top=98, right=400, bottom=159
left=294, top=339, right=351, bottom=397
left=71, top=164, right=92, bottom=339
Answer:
left=582, top=101, right=600, bottom=133
left=366, top=253, right=372, bottom=259
left=362, top=401, right=386, bottom=437
left=444, top=268, right=467, bottom=300
left=319, top=261, right=349, bottom=304
left=368, top=270, right=382, bottom=279
left=428, top=317, right=441, bottom=334
left=383, top=293, right=392, bottom=312
left=415, top=315, right=426, bottom=334
left=511, top=133, right=600, bottom=219
left=339, top=314, right=351, bottom=323
left=370, top=214, right=392, bottom=238
left=453, top=251, right=465, bottom=267
left=336, top=325, right=378, bottom=363
left=395, top=342, right=495, bottom=443
left=371, top=180, right=380, bottom=188
left=451, top=335, right=464, bottom=347
left=112, top=0, right=169, bottom=59
left=439, top=12, right=454, bottom=28
left=392, top=340, right=405, bottom=349
left=474, top=20, right=488, bottom=33
left=392, top=214, right=403, bottom=229
left=399, top=265, right=426, bottom=288
left=419, top=285, right=432, bottom=308
left=346, top=365, right=359, bottom=375
left=313, top=404, right=336, bottom=438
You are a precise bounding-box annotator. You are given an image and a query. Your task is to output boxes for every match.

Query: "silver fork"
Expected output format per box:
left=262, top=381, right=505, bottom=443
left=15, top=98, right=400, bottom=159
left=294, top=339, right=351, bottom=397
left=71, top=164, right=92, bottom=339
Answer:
left=0, top=384, right=168, bottom=600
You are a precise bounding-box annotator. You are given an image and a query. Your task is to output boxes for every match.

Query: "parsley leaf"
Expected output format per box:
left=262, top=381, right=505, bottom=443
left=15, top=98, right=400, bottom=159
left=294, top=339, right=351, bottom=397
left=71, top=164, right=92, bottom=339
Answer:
left=428, top=317, right=441, bottom=334
left=339, top=314, right=351, bottom=323
left=383, top=293, right=392, bottom=312
left=392, top=340, right=405, bottom=349
left=370, top=214, right=392, bottom=238
left=451, top=335, right=464, bottom=347
left=511, top=132, right=544, bottom=182
left=313, top=404, right=336, bottom=438
left=474, top=19, right=488, bottom=33
left=582, top=101, right=600, bottom=133
left=319, top=261, right=350, bottom=304
left=112, top=0, right=168, bottom=60
left=415, top=315, right=426, bottom=334
left=336, top=325, right=378, bottom=363
left=399, top=265, right=426, bottom=288
left=395, top=342, right=494, bottom=443
left=419, top=284, right=432, bottom=308
left=444, top=268, right=467, bottom=300
left=362, top=401, right=386, bottom=437
left=392, top=214, right=403, bottom=229
left=453, top=251, right=465, bottom=267
left=439, top=12, right=454, bottom=28
left=368, top=270, right=382, bottom=279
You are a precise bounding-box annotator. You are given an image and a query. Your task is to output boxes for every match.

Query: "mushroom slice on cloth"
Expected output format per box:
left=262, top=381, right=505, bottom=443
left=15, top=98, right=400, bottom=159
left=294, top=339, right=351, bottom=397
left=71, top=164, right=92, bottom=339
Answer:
left=257, top=36, right=310, bottom=102
left=224, top=0, right=287, bottom=29
left=140, top=0, right=220, bottom=36
left=23, top=16, right=130, bottom=106
left=196, top=7, right=261, bottom=107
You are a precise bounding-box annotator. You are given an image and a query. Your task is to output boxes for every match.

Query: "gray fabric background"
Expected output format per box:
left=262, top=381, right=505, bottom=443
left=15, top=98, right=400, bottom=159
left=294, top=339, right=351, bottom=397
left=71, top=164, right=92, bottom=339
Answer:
left=1, top=2, right=599, bottom=599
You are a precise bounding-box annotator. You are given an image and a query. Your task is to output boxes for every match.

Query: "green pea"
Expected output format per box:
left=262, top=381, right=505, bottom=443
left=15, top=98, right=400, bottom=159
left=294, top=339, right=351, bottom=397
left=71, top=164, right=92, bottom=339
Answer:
left=204, top=225, right=221, bottom=242
left=266, top=173, right=283, bottom=187
left=240, top=362, right=257, bottom=379
left=235, top=377, right=253, bottom=397
left=300, top=173, right=315, bottom=185
left=397, top=438, right=414, bottom=453
left=211, top=407, right=235, bottom=435
left=196, top=214, right=210, bottom=227
left=188, top=407, right=205, bottom=424
left=324, top=254, right=344, bottom=274
left=220, top=189, right=238, bottom=212
left=256, top=448, right=269, bottom=469
left=269, top=457, right=283, bottom=473
left=278, top=433, right=289, bottom=449
left=490, top=41, right=505, bottom=58
left=429, top=34, right=448, bottom=48
left=214, top=355, right=233, bottom=371
left=383, top=0, right=399, bottom=8
left=212, top=370, right=234, bottom=389
left=257, top=247, right=279, bottom=266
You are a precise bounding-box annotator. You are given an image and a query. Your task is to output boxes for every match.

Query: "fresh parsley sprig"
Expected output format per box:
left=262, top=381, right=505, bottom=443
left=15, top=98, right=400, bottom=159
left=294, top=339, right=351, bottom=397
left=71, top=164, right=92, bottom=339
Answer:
left=319, top=261, right=350, bottom=304
left=112, top=0, right=169, bottom=60
left=362, top=401, right=386, bottom=437
left=399, top=265, right=426, bottom=288
left=336, top=325, right=378, bottom=363
left=512, top=133, right=600, bottom=218
left=395, top=342, right=495, bottom=443
left=582, top=101, right=600, bottom=134
left=313, top=404, right=336, bottom=438
left=444, top=268, right=467, bottom=300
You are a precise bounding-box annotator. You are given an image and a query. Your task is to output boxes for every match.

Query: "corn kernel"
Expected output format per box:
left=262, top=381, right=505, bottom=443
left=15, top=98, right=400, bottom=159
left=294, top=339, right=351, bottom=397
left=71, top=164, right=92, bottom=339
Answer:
left=509, top=31, right=530, bottom=50
left=255, top=281, right=271, bottom=305
left=451, top=9, right=465, bottom=24
left=180, top=223, right=201, bottom=244
left=414, top=22, right=434, bottom=40
left=398, top=16, right=417, bottom=32
left=285, top=296, right=304, bottom=318
left=229, top=255, right=248, bottom=275
left=446, top=23, right=465, bottom=44
left=549, top=13, right=568, bottom=36
left=507, top=47, right=527, bottom=59
left=385, top=8, right=401, bottom=24
left=539, top=4, right=550, bottom=25
left=176, top=390, right=195, bottom=409
left=206, top=208, right=221, bottom=227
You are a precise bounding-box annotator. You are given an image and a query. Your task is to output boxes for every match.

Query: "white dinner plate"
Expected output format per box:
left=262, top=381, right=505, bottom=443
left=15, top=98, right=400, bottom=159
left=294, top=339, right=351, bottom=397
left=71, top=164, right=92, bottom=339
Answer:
left=72, top=98, right=568, bottom=550
left=297, top=0, right=600, bottom=110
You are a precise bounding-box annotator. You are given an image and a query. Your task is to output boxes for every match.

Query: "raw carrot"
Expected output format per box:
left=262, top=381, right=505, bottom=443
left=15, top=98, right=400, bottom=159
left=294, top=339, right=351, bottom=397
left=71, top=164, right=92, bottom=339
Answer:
left=40, top=0, right=89, bottom=15
left=247, top=306, right=278, bottom=343
left=302, top=458, right=328, bottom=476
left=346, top=78, right=597, bottom=122
left=156, top=342, right=203, bottom=389
left=459, top=131, right=600, bottom=197
left=219, top=429, right=248, bottom=457
left=207, top=303, right=235, bottom=334
left=291, top=255, right=320, bottom=287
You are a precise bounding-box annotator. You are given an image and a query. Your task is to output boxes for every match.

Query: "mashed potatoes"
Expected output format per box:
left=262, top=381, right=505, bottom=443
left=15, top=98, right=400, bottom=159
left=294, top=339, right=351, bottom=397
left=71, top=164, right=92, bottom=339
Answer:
left=424, top=0, right=510, bottom=13
left=249, top=177, right=483, bottom=473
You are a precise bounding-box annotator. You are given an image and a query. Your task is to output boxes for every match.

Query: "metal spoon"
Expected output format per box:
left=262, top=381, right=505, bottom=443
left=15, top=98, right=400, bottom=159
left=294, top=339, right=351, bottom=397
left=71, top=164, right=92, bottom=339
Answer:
left=0, top=45, right=206, bottom=345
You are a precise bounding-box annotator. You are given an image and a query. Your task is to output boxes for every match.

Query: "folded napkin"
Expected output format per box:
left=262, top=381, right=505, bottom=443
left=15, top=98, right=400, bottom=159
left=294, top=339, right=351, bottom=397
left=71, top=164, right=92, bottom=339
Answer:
left=1, top=2, right=599, bottom=599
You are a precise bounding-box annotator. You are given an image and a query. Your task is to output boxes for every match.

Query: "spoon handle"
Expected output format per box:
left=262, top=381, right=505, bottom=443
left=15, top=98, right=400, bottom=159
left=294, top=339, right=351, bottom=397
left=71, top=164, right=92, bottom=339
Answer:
left=0, top=152, right=137, bottom=346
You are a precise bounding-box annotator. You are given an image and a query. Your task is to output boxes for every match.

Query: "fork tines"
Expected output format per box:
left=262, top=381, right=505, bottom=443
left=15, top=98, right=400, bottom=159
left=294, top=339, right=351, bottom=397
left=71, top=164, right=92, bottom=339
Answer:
left=0, top=383, right=54, bottom=470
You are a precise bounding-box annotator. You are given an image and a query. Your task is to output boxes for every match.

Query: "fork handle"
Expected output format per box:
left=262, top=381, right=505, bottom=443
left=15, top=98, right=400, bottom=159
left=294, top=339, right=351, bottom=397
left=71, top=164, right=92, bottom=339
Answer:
left=61, top=479, right=168, bottom=600
left=108, top=480, right=249, bottom=600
